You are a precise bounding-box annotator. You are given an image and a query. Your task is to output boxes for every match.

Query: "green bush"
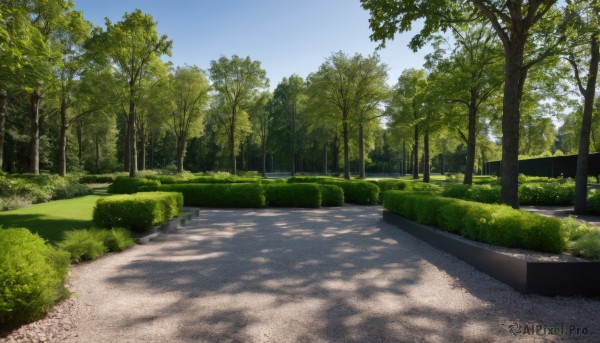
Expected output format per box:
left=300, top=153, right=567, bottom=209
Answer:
left=320, top=184, right=344, bottom=206
left=404, top=182, right=443, bottom=194
left=370, top=180, right=408, bottom=203
left=442, top=184, right=500, bottom=204
left=93, top=192, right=183, bottom=232
left=571, top=231, right=600, bottom=259
left=265, top=183, right=322, bottom=207
left=383, top=191, right=567, bottom=253
left=107, top=176, right=161, bottom=194
left=518, top=182, right=575, bottom=206
left=587, top=190, right=600, bottom=213
left=0, top=175, right=90, bottom=211
left=184, top=176, right=261, bottom=184
left=58, top=228, right=135, bottom=262
left=0, top=228, right=70, bottom=330
left=153, top=183, right=266, bottom=208
left=321, top=181, right=379, bottom=205
left=287, top=176, right=339, bottom=183
left=79, top=175, right=115, bottom=184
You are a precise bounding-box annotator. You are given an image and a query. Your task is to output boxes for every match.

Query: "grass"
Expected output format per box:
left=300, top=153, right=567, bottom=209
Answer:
left=0, top=195, right=102, bottom=244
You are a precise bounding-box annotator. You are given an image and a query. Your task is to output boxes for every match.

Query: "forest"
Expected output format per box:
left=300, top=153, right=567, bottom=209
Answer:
left=0, top=1, right=598, bottom=210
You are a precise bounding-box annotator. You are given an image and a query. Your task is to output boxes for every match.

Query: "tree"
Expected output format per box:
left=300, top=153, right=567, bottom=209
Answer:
left=361, top=0, right=567, bottom=208
left=90, top=9, right=172, bottom=177
left=307, top=51, right=387, bottom=179
left=426, top=24, right=503, bottom=184
left=250, top=92, right=272, bottom=177
left=388, top=69, right=428, bottom=180
left=168, top=65, right=210, bottom=173
left=209, top=55, right=268, bottom=174
left=565, top=0, right=599, bottom=213
left=273, top=75, right=304, bottom=176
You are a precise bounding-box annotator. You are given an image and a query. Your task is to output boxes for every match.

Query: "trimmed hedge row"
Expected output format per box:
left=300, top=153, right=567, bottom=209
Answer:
left=0, top=228, right=70, bottom=330
left=383, top=191, right=566, bottom=253
left=153, top=183, right=266, bottom=207
left=441, top=183, right=574, bottom=206
left=320, top=184, right=344, bottom=206
left=265, top=183, right=322, bottom=207
left=79, top=175, right=115, bottom=184
left=93, top=192, right=183, bottom=232
left=107, top=176, right=161, bottom=194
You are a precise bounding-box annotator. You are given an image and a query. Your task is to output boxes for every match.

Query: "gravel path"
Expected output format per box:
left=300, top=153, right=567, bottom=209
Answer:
left=3, top=205, right=600, bottom=342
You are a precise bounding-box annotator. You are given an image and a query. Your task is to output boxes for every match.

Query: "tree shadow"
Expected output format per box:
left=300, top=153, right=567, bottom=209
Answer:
left=94, top=206, right=599, bottom=342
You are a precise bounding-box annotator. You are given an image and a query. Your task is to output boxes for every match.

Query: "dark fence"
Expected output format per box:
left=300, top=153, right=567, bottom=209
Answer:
left=486, top=153, right=600, bottom=178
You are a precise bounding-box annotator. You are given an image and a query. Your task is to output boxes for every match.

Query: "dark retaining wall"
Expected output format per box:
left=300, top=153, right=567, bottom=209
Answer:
left=383, top=211, right=600, bottom=296
left=486, top=152, right=600, bottom=178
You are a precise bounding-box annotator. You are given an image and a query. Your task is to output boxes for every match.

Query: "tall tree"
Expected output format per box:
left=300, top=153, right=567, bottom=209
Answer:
left=250, top=92, right=272, bottom=177
left=209, top=55, right=268, bottom=175
left=565, top=0, right=600, bottom=213
left=307, top=51, right=386, bottom=179
left=273, top=75, right=304, bottom=176
left=168, top=65, right=210, bottom=173
left=361, top=0, right=567, bottom=208
left=89, top=9, right=172, bottom=177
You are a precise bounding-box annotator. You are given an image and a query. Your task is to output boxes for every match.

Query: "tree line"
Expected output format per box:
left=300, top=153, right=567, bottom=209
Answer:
left=1, top=0, right=599, bottom=211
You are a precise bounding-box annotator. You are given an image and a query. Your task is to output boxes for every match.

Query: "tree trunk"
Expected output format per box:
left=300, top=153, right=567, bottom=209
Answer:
left=149, top=133, right=154, bottom=169
left=58, top=97, right=68, bottom=176
left=229, top=113, right=236, bottom=175
left=240, top=141, right=246, bottom=171
left=176, top=136, right=185, bottom=173
left=77, top=120, right=83, bottom=163
left=139, top=131, right=146, bottom=171
left=332, top=136, right=339, bottom=176
left=94, top=134, right=100, bottom=173
left=261, top=140, right=267, bottom=178
left=574, top=35, right=599, bottom=214
left=128, top=92, right=137, bottom=177
left=323, top=141, right=328, bottom=175
left=291, top=110, right=296, bottom=177
left=0, top=91, right=7, bottom=170
left=123, top=119, right=129, bottom=171
left=358, top=123, right=365, bottom=178
left=29, top=90, right=42, bottom=175
left=499, top=36, right=526, bottom=208
left=343, top=119, right=350, bottom=179
left=423, top=131, right=430, bottom=182
left=464, top=88, right=478, bottom=185
left=402, top=140, right=406, bottom=175
left=412, top=125, right=419, bottom=179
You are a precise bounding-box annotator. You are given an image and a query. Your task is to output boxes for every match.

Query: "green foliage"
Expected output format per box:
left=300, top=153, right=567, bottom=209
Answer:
left=0, top=175, right=91, bottom=210
left=0, top=228, right=70, bottom=330
left=93, top=192, right=182, bottom=232
left=369, top=180, right=408, bottom=202
left=319, top=184, right=345, bottom=207
left=442, top=184, right=500, bottom=204
left=107, top=176, right=161, bottom=194
left=518, top=182, right=575, bottom=205
left=321, top=180, right=379, bottom=205
left=287, top=176, right=340, bottom=183
left=587, top=190, right=600, bottom=213
left=154, top=183, right=266, bottom=208
left=383, top=191, right=567, bottom=253
left=265, top=183, right=322, bottom=208
left=571, top=231, right=600, bottom=259
left=79, top=175, right=115, bottom=183
left=58, top=228, right=135, bottom=262
left=404, top=181, right=443, bottom=193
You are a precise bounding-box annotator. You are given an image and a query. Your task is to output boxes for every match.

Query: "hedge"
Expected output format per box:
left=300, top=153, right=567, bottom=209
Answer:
left=107, top=176, right=161, bottom=194
left=518, top=182, right=575, bottom=206
left=320, top=184, right=344, bottom=206
left=264, top=183, right=322, bottom=207
left=152, top=183, right=266, bottom=207
left=369, top=180, right=408, bottom=202
left=93, top=192, right=183, bottom=232
left=383, top=191, right=566, bottom=253
left=319, top=180, right=379, bottom=205
left=0, top=228, right=70, bottom=330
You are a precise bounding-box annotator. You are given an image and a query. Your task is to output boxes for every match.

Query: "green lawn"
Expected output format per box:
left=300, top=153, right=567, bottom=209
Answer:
left=0, top=195, right=102, bottom=244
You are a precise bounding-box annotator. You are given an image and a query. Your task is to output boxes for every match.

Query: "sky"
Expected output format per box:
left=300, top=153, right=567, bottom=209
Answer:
left=71, top=0, right=432, bottom=90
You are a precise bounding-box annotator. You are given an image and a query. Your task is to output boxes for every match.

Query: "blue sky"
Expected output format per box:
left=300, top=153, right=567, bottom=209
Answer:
left=72, top=0, right=432, bottom=89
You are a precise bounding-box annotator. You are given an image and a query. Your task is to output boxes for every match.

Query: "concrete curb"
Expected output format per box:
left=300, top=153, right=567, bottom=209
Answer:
left=138, top=207, right=201, bottom=244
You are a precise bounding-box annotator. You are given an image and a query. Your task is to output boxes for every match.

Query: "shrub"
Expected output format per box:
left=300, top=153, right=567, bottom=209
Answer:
left=93, top=192, right=183, bottom=232
left=404, top=182, right=443, bottom=194
left=445, top=173, right=464, bottom=183
left=58, top=228, right=135, bottom=262
left=0, top=228, right=70, bottom=330
left=442, top=184, right=471, bottom=199
left=587, top=190, right=600, bottom=213
left=107, top=176, right=161, bottom=194
left=320, top=184, right=344, bottom=206
left=0, top=195, right=33, bottom=211
left=321, top=181, right=379, bottom=205
left=79, top=175, right=115, bottom=184
left=370, top=180, right=408, bottom=203
left=264, top=183, right=322, bottom=207
left=184, top=176, right=261, bottom=184
left=571, top=231, right=600, bottom=259
left=153, top=183, right=266, bottom=208
left=518, top=182, right=575, bottom=206
left=287, top=176, right=339, bottom=183
left=58, top=229, right=107, bottom=262
left=383, top=191, right=566, bottom=253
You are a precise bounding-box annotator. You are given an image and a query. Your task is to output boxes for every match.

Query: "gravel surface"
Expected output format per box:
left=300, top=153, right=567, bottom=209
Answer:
left=2, top=205, right=600, bottom=342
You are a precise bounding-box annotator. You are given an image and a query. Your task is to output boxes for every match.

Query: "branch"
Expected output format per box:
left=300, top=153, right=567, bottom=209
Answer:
left=566, top=57, right=587, bottom=96
left=471, top=0, right=510, bottom=47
